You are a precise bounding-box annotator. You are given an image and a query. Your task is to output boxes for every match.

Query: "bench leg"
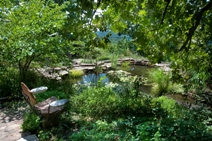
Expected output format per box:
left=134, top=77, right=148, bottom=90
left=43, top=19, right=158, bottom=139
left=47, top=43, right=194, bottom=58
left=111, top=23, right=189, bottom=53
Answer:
left=42, top=116, right=59, bottom=128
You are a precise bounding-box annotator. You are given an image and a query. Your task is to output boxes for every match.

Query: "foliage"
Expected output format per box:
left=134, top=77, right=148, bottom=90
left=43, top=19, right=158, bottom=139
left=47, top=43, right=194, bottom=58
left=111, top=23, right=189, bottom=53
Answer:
left=149, top=69, right=184, bottom=96
left=149, top=69, right=171, bottom=96
left=69, top=95, right=212, bottom=141
left=38, top=129, right=52, bottom=141
left=69, top=69, right=84, bottom=78
left=0, top=67, right=20, bottom=99
left=69, top=120, right=130, bottom=141
left=168, top=83, right=184, bottom=94
left=110, top=55, right=119, bottom=69
left=21, top=112, right=41, bottom=132
left=0, top=0, right=68, bottom=81
left=92, top=0, right=212, bottom=89
left=71, top=86, right=119, bottom=118
left=35, top=90, right=67, bottom=102
left=121, top=61, right=131, bottom=68
left=20, top=75, right=212, bottom=141
left=71, top=76, right=152, bottom=119
left=4, top=0, right=212, bottom=140
left=107, top=70, right=131, bottom=82
left=151, top=96, right=183, bottom=118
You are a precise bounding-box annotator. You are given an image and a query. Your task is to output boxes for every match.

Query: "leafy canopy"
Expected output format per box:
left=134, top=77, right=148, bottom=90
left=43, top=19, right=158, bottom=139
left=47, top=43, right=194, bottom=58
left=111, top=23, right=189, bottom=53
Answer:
left=0, top=0, right=68, bottom=79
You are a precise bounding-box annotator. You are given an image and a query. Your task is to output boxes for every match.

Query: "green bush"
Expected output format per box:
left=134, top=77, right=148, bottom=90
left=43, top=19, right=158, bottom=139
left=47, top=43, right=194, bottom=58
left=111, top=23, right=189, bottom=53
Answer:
left=69, top=95, right=212, bottom=141
left=71, top=77, right=153, bottom=119
left=0, top=67, right=20, bottom=99
left=151, top=96, right=182, bottom=118
left=69, top=69, right=84, bottom=78
left=21, top=112, right=41, bottom=132
left=149, top=69, right=185, bottom=96
left=149, top=69, right=171, bottom=96
left=72, top=86, right=120, bottom=118
left=136, top=116, right=212, bottom=141
left=69, top=120, right=134, bottom=141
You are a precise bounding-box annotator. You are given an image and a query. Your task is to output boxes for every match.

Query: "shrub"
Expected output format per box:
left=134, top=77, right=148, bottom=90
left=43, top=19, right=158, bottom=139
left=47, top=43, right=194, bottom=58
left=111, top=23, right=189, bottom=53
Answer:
left=71, top=86, right=120, bottom=118
left=136, top=116, right=212, bottom=141
left=151, top=96, right=182, bottom=118
left=69, top=120, right=130, bottom=140
left=69, top=69, right=84, bottom=78
left=71, top=76, right=153, bottom=119
left=149, top=69, right=185, bottom=96
left=0, top=67, right=20, bottom=99
left=21, top=112, right=41, bottom=132
left=149, top=69, right=171, bottom=96
left=169, top=83, right=184, bottom=94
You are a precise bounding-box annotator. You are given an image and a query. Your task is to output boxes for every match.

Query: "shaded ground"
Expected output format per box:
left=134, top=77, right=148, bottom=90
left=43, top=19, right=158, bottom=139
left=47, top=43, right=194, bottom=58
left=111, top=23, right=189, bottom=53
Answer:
left=0, top=101, right=37, bottom=141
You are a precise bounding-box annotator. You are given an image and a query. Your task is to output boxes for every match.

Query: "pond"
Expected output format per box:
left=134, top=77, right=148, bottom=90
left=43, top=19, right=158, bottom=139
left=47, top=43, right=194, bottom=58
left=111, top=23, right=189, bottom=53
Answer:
left=72, top=65, right=196, bottom=106
left=74, top=65, right=154, bottom=93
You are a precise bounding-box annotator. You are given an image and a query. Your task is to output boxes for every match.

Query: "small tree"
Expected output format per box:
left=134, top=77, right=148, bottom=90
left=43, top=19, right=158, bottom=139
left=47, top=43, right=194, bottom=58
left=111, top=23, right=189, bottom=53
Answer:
left=0, top=0, right=68, bottom=81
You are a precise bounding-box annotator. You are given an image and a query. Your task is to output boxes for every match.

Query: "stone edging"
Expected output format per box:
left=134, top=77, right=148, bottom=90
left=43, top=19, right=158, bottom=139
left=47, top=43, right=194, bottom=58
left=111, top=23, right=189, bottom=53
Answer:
left=34, top=58, right=170, bottom=80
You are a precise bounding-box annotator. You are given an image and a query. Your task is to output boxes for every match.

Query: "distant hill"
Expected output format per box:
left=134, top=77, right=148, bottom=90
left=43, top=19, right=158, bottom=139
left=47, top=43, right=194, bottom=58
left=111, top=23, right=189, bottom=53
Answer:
left=96, top=30, right=131, bottom=43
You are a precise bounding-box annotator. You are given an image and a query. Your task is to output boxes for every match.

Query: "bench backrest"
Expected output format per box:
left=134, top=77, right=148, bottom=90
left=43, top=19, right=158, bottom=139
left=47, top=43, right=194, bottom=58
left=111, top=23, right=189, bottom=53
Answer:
left=21, top=82, right=38, bottom=105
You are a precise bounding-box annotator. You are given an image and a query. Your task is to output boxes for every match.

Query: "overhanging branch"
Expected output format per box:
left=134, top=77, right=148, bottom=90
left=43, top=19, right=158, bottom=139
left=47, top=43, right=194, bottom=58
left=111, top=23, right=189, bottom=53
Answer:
left=160, top=0, right=171, bottom=25
left=179, top=0, right=212, bottom=51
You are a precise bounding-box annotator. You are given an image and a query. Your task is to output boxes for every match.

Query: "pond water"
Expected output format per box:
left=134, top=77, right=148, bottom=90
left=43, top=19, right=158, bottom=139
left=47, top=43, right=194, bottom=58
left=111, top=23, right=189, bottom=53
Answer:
left=79, top=65, right=152, bottom=83
left=75, top=65, right=154, bottom=93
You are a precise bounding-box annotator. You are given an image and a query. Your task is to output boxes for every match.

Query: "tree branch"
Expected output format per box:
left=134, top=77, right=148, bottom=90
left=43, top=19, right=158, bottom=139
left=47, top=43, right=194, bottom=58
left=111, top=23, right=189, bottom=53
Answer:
left=179, top=0, right=212, bottom=51
left=160, top=0, right=171, bottom=25
left=90, top=0, right=101, bottom=27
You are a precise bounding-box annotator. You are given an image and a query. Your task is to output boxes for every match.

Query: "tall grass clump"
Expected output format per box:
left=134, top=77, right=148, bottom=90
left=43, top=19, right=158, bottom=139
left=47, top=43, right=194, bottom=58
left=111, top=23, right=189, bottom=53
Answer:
left=69, top=69, right=84, bottom=78
left=149, top=69, right=171, bottom=96
left=149, top=69, right=185, bottom=96
left=110, top=55, right=119, bottom=69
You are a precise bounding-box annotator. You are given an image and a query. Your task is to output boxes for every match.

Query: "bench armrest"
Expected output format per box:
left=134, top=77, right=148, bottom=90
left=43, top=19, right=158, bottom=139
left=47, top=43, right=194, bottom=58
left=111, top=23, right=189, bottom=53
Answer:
left=30, top=86, right=48, bottom=94
left=49, top=99, right=69, bottom=107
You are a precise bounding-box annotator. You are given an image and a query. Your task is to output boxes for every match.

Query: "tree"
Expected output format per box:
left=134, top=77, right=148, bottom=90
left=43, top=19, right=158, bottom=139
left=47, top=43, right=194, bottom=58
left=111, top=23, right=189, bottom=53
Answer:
left=0, top=0, right=68, bottom=81
left=92, top=0, right=212, bottom=89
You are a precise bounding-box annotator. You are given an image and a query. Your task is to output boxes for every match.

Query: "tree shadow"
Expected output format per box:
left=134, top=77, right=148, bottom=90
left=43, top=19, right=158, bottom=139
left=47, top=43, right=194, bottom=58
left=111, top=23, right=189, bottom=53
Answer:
left=0, top=101, right=30, bottom=123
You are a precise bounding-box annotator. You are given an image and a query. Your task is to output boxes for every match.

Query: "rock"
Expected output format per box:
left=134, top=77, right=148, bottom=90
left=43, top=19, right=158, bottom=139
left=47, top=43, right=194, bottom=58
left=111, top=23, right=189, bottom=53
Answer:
left=56, top=77, right=62, bottom=81
left=54, top=67, right=61, bottom=72
left=59, top=70, right=69, bottom=76
left=101, top=63, right=112, bottom=69
left=72, top=59, right=83, bottom=65
left=33, top=58, right=171, bottom=81
left=17, top=134, right=39, bottom=141
left=61, top=66, right=68, bottom=69
left=119, top=58, right=134, bottom=61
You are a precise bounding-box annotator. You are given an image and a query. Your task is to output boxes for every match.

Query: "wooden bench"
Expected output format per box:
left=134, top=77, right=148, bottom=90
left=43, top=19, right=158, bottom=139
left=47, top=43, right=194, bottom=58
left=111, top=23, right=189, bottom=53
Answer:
left=21, top=82, right=69, bottom=128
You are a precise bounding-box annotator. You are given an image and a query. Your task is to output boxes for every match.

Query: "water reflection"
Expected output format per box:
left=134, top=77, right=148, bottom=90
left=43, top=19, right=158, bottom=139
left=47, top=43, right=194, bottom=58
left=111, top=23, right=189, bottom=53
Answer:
left=78, top=65, right=154, bottom=88
left=79, top=73, right=109, bottom=85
